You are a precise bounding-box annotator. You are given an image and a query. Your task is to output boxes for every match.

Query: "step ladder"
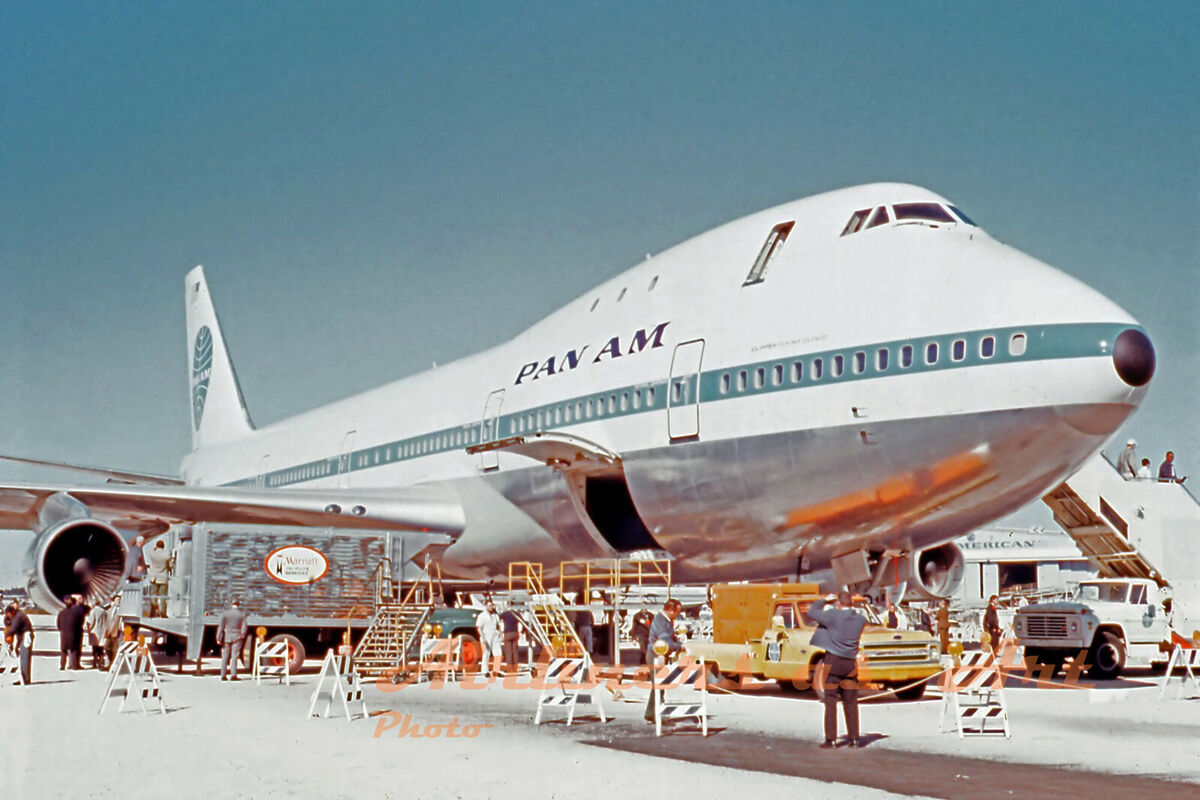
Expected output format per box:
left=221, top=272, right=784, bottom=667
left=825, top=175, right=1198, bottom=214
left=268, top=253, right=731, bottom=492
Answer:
left=508, top=562, right=585, bottom=659
left=352, top=559, right=439, bottom=678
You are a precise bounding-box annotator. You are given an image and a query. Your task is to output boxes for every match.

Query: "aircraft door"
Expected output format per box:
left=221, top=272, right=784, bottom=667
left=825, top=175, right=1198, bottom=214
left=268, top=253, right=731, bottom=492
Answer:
left=667, top=339, right=705, bottom=441
left=257, top=455, right=271, bottom=489
left=338, top=430, right=357, bottom=488
left=479, top=389, right=505, bottom=471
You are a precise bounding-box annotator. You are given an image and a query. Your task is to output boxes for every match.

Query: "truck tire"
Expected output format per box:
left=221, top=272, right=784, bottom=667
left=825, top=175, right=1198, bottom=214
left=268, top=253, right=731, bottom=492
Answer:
left=1025, top=647, right=1064, bottom=676
left=894, top=682, right=927, bottom=701
left=268, top=633, right=306, bottom=674
left=1087, top=631, right=1125, bottom=680
left=809, top=655, right=827, bottom=702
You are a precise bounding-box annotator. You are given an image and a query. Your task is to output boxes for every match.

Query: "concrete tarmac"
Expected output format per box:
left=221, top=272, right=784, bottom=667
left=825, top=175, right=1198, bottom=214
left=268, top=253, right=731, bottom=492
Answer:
left=3, top=625, right=1197, bottom=799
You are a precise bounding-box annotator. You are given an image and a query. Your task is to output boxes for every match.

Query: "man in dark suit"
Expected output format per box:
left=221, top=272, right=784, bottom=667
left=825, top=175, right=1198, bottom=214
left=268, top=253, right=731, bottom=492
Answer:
left=983, top=595, right=1003, bottom=656
left=5, top=600, right=33, bottom=685
left=807, top=592, right=868, bottom=748
left=57, top=595, right=87, bottom=670
left=216, top=599, right=249, bottom=681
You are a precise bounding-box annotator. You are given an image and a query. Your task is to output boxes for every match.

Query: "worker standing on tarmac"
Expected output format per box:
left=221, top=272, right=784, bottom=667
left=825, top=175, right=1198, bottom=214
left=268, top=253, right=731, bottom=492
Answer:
left=477, top=600, right=502, bottom=677
left=643, top=599, right=683, bottom=723
left=806, top=592, right=867, bottom=749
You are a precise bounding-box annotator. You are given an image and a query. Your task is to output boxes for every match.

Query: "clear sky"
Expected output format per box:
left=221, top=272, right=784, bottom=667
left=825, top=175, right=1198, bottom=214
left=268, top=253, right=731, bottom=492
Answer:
left=1, top=3, right=1196, bottom=584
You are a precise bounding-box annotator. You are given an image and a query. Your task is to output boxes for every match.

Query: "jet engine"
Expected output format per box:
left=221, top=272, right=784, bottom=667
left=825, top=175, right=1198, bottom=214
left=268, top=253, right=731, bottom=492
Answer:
left=899, top=542, right=965, bottom=601
left=24, top=518, right=128, bottom=611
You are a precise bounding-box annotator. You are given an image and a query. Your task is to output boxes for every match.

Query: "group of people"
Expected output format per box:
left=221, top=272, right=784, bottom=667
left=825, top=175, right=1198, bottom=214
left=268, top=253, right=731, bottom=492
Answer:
left=55, top=594, right=123, bottom=672
left=1118, top=440, right=1187, bottom=484
left=474, top=599, right=527, bottom=676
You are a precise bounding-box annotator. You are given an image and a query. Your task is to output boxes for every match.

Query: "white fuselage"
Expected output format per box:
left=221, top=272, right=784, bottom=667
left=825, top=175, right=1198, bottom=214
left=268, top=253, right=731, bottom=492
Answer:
left=180, top=184, right=1151, bottom=582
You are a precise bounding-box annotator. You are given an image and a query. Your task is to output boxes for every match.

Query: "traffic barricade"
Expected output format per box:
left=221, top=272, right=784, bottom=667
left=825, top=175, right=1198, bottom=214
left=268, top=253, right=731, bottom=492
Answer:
left=418, top=635, right=462, bottom=684
left=649, top=656, right=709, bottom=737
left=938, top=651, right=1010, bottom=737
left=1159, top=645, right=1200, bottom=700
left=534, top=657, right=606, bottom=726
left=308, top=649, right=368, bottom=721
left=99, top=641, right=166, bottom=715
left=253, top=640, right=292, bottom=685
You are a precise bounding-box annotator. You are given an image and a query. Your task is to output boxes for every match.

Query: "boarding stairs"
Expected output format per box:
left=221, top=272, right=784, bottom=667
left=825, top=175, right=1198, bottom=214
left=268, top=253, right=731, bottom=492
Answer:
left=507, top=562, right=585, bottom=659
left=1042, top=452, right=1200, bottom=586
left=352, top=559, right=439, bottom=678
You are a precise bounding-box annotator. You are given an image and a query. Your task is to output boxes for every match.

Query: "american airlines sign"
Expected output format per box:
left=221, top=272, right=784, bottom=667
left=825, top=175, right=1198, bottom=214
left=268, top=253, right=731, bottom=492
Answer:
left=514, top=321, right=670, bottom=385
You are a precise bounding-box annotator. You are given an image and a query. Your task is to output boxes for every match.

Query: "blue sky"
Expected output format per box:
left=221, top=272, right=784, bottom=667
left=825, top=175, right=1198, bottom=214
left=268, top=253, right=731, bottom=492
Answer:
left=1, top=3, right=1196, bottom=584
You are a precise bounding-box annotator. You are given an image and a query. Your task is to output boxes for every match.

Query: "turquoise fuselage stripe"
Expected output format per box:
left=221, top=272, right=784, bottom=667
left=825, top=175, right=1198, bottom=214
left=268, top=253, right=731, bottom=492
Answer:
left=225, top=321, right=1135, bottom=489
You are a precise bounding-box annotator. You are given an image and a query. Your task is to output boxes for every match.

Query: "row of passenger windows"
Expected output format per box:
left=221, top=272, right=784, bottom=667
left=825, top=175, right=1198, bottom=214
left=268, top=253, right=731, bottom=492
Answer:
left=266, top=461, right=333, bottom=487
left=511, top=386, right=657, bottom=434
left=716, top=332, right=1026, bottom=394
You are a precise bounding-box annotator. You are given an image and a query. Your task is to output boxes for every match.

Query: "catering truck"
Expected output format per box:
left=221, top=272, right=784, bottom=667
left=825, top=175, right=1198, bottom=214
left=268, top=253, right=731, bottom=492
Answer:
left=686, top=583, right=942, bottom=700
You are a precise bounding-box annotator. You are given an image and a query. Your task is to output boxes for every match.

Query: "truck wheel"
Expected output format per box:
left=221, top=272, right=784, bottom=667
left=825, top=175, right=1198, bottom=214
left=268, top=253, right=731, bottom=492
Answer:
left=1026, top=648, right=1064, bottom=676
left=268, top=633, right=306, bottom=674
left=1087, top=631, right=1125, bottom=680
left=894, top=682, right=927, bottom=701
left=456, top=633, right=481, bottom=672
left=809, top=656, right=827, bottom=702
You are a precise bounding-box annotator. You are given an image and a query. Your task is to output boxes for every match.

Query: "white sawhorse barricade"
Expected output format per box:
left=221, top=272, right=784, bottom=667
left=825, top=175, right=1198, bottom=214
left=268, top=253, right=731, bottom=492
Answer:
left=0, top=647, right=22, bottom=686
left=253, top=640, right=292, bottom=685
left=1159, top=645, right=1200, bottom=699
left=308, top=650, right=368, bottom=721
left=418, top=636, right=463, bottom=684
left=939, top=651, right=1010, bottom=737
left=649, top=657, right=709, bottom=737
left=534, top=657, right=607, bottom=726
left=99, top=641, right=166, bottom=715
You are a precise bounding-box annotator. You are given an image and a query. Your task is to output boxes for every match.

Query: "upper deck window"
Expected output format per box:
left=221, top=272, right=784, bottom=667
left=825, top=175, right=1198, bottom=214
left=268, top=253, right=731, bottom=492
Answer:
left=893, top=203, right=956, bottom=224
left=743, top=220, right=795, bottom=286
left=840, top=209, right=872, bottom=236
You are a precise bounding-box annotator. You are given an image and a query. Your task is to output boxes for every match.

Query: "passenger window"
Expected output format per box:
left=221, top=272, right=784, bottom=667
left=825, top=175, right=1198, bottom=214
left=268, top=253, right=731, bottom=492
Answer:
left=866, top=206, right=890, bottom=229
left=772, top=604, right=796, bottom=628
left=853, top=351, right=866, bottom=374
left=632, top=390, right=641, bottom=410
left=738, top=370, right=748, bottom=391
left=575, top=401, right=583, bottom=418
left=1009, top=333, right=1027, bottom=356
left=617, top=287, right=627, bottom=302
left=608, top=395, right=617, bottom=413
left=1131, top=585, right=1147, bottom=604
left=832, top=355, right=844, bottom=377
left=811, top=358, right=824, bottom=380
left=901, top=345, right=913, bottom=368
left=772, top=364, right=783, bottom=386
left=743, top=220, right=795, bottom=286
left=589, top=298, right=599, bottom=312
left=840, top=209, right=871, bottom=236
left=877, top=348, right=889, bottom=371
left=791, top=361, right=803, bottom=383
left=952, top=339, right=965, bottom=361
left=620, top=393, right=628, bottom=412
left=981, top=336, right=995, bottom=358
left=585, top=400, right=593, bottom=419
left=754, top=367, right=765, bottom=389
left=647, top=387, right=655, bottom=405
left=648, top=275, right=659, bottom=291
left=926, top=343, right=939, bottom=364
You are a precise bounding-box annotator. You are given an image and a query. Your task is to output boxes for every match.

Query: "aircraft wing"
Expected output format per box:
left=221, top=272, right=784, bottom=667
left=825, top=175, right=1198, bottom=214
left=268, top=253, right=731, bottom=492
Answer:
left=0, top=481, right=466, bottom=535
left=0, top=454, right=185, bottom=485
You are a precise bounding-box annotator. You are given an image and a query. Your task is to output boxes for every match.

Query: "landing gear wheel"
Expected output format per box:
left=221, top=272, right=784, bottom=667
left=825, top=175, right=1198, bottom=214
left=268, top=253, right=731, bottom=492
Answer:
left=268, top=633, right=306, bottom=674
left=1087, top=631, right=1125, bottom=680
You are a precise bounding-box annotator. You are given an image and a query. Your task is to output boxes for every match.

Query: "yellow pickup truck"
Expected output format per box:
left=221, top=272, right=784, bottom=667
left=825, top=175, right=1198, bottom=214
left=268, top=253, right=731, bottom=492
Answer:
left=686, top=583, right=941, bottom=700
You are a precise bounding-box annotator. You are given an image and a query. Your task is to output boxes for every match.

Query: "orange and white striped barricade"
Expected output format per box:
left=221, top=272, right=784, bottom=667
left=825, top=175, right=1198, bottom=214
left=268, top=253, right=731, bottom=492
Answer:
left=0, top=646, right=21, bottom=686
left=253, top=640, right=292, bottom=685
left=939, top=651, right=1010, bottom=738
left=308, top=650, right=367, bottom=721
left=1159, top=645, right=1200, bottom=700
left=99, top=643, right=165, bottom=715
left=651, top=656, right=708, bottom=737
left=534, top=657, right=606, bottom=726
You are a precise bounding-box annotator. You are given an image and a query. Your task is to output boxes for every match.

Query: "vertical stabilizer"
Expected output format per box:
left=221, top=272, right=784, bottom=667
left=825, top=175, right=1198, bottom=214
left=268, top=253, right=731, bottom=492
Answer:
left=185, top=266, right=255, bottom=449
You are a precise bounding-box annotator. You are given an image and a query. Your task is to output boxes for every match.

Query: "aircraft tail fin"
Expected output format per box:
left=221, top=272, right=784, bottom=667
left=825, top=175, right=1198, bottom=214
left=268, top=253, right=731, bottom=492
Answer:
left=185, top=266, right=255, bottom=450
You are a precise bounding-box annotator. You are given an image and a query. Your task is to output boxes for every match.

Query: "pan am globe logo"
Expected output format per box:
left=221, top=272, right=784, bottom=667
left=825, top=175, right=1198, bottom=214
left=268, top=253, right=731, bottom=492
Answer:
left=191, top=325, right=213, bottom=430
left=265, top=545, right=329, bottom=584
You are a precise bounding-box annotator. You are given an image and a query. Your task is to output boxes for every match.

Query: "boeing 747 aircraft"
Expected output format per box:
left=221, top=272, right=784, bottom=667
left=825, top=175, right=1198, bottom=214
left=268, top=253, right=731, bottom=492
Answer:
left=1, top=183, right=1155, bottom=610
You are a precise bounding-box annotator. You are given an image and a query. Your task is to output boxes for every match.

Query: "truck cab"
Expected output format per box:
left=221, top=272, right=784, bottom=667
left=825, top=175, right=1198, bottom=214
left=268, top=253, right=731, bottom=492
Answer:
left=687, top=583, right=941, bottom=700
left=1013, top=577, right=1171, bottom=679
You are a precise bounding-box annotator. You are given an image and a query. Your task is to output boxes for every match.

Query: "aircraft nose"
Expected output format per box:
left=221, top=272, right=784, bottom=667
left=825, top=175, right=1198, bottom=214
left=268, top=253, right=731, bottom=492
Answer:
left=1112, top=328, right=1155, bottom=387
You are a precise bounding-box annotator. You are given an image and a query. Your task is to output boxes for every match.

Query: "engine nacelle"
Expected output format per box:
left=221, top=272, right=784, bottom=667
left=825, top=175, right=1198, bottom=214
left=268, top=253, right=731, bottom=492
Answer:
left=24, top=519, right=128, bottom=611
left=900, top=542, right=966, bottom=601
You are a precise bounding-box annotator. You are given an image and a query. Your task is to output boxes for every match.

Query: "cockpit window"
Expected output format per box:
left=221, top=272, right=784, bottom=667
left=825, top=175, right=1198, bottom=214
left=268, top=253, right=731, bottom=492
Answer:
left=893, top=203, right=956, bottom=223
left=949, top=205, right=976, bottom=226
left=840, top=209, right=872, bottom=236
left=866, top=206, right=890, bottom=229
